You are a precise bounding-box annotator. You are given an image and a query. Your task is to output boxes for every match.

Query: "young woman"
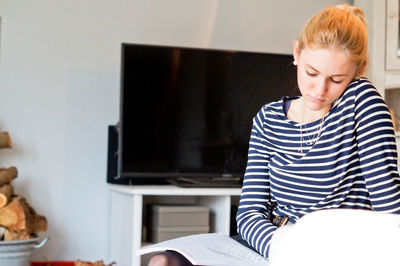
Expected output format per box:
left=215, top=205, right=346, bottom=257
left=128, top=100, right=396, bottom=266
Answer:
left=148, top=4, right=400, bottom=265
left=236, top=3, right=400, bottom=261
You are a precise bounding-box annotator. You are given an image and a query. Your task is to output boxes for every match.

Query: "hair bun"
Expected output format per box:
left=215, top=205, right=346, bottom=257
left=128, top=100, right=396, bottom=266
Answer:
left=335, top=4, right=367, bottom=26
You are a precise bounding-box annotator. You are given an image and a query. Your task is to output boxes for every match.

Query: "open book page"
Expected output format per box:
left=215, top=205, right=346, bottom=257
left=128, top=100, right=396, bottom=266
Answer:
left=137, top=233, right=269, bottom=266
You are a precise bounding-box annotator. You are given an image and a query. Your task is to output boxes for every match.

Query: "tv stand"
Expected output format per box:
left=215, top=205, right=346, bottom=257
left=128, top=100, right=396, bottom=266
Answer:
left=107, top=184, right=241, bottom=266
left=168, top=176, right=243, bottom=188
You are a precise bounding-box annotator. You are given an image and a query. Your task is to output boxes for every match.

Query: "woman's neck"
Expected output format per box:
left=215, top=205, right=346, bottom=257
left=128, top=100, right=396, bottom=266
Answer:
left=287, top=97, right=330, bottom=124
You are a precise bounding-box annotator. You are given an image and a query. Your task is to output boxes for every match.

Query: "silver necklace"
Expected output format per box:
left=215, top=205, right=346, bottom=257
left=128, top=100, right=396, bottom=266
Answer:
left=298, top=100, right=325, bottom=154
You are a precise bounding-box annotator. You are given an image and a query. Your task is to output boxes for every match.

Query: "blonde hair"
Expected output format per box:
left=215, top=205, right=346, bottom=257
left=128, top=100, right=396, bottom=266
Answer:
left=298, top=4, right=368, bottom=77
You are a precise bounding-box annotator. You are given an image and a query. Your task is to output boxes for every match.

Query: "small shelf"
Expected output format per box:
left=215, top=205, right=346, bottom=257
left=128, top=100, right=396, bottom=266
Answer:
left=108, top=184, right=241, bottom=196
left=108, top=185, right=241, bottom=266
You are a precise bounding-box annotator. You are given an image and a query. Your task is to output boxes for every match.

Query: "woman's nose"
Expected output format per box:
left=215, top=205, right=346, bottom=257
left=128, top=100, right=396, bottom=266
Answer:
left=315, top=79, right=328, bottom=97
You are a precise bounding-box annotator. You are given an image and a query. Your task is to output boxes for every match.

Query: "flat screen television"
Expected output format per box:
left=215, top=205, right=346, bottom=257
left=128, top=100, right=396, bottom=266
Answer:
left=108, top=43, right=298, bottom=185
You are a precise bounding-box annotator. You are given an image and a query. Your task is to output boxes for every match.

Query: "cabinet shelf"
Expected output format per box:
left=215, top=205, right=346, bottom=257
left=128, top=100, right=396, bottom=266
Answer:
left=107, top=184, right=241, bottom=266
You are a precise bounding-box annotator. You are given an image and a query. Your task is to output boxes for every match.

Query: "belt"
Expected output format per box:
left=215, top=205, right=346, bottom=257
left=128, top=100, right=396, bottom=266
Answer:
left=272, top=215, right=289, bottom=227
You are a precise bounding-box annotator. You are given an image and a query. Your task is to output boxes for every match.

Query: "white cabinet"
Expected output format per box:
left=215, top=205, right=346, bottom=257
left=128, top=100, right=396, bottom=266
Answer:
left=107, top=184, right=241, bottom=266
left=385, top=0, right=400, bottom=133
left=356, top=0, right=400, bottom=134
left=386, top=0, right=400, bottom=70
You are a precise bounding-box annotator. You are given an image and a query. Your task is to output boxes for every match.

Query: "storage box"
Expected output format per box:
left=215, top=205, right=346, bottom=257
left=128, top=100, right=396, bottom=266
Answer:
left=147, top=205, right=211, bottom=243
left=148, top=225, right=210, bottom=243
left=150, top=205, right=210, bottom=227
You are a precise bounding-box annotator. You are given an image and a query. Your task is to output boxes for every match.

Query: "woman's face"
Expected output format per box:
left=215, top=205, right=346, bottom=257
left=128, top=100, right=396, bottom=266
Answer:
left=293, top=42, right=357, bottom=113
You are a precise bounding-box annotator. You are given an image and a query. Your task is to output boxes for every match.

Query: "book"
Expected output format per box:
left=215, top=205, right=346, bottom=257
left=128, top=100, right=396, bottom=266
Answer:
left=137, top=233, right=269, bottom=266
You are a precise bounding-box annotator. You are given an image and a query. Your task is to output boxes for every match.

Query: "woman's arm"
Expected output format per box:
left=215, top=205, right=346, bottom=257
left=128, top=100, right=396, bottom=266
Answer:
left=236, top=107, right=277, bottom=258
left=354, top=80, right=400, bottom=213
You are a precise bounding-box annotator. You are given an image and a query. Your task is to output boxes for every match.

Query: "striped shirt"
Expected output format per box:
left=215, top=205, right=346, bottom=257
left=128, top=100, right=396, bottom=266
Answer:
left=236, top=78, right=400, bottom=258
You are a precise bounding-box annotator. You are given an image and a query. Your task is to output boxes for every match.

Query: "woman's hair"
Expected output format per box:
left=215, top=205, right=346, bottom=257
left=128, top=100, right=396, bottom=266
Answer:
left=298, top=4, right=368, bottom=77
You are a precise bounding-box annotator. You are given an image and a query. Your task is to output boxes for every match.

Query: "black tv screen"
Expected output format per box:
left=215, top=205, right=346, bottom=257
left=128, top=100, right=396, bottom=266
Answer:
left=116, top=43, right=297, bottom=183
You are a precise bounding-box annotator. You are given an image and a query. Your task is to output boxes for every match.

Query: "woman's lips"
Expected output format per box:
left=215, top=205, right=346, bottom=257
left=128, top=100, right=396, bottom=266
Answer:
left=309, top=95, right=325, bottom=104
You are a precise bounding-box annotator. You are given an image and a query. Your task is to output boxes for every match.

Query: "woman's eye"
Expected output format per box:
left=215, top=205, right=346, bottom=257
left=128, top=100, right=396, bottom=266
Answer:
left=330, top=78, right=343, bottom=84
left=306, top=71, right=317, bottom=77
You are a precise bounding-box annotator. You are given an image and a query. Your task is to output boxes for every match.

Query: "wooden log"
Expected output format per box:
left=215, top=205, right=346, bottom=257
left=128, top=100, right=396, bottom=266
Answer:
left=0, top=167, right=18, bottom=186
left=0, top=184, right=13, bottom=208
left=0, top=196, right=47, bottom=235
left=0, top=196, right=28, bottom=233
left=3, top=215, right=47, bottom=241
left=3, top=229, right=33, bottom=241
left=20, top=197, right=48, bottom=234
left=0, top=132, right=12, bottom=149
left=33, top=214, right=47, bottom=233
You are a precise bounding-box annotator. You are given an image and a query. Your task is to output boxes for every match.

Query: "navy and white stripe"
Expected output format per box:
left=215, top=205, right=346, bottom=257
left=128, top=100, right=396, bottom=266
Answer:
left=236, top=78, right=400, bottom=258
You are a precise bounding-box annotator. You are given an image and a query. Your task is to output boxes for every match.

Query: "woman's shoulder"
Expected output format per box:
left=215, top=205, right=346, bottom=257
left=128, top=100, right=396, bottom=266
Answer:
left=347, top=78, right=384, bottom=104
left=256, top=97, right=293, bottom=121
left=346, top=78, right=378, bottom=96
left=249, top=98, right=286, bottom=128
left=260, top=96, right=297, bottom=112
left=335, top=78, right=379, bottom=106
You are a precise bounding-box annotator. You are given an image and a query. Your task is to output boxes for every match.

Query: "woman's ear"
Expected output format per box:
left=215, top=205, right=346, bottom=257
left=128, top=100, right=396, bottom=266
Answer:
left=293, top=40, right=300, bottom=65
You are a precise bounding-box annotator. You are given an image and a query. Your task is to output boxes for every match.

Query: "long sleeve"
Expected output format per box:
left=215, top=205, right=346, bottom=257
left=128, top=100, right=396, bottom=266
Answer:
left=354, top=83, right=400, bottom=213
left=236, top=108, right=277, bottom=258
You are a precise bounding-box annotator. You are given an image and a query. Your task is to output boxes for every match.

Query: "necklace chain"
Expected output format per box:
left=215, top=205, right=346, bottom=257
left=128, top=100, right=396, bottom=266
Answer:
left=298, top=99, right=325, bottom=155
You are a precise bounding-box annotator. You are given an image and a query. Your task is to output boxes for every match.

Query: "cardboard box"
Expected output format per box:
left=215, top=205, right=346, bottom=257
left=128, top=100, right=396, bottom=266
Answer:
left=150, top=205, right=210, bottom=227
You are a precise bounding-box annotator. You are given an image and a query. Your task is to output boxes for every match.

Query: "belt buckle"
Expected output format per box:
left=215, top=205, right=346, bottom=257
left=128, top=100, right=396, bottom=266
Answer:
left=272, top=216, right=289, bottom=227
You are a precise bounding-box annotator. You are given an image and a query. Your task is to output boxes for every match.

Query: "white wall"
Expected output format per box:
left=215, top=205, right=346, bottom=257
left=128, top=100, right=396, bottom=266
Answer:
left=0, top=0, right=346, bottom=262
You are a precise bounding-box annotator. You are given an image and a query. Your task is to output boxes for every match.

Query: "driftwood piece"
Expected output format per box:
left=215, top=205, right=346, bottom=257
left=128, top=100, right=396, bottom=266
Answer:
left=0, top=132, right=12, bottom=149
left=0, top=196, right=47, bottom=236
left=0, top=167, right=18, bottom=186
left=0, top=184, right=13, bottom=208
